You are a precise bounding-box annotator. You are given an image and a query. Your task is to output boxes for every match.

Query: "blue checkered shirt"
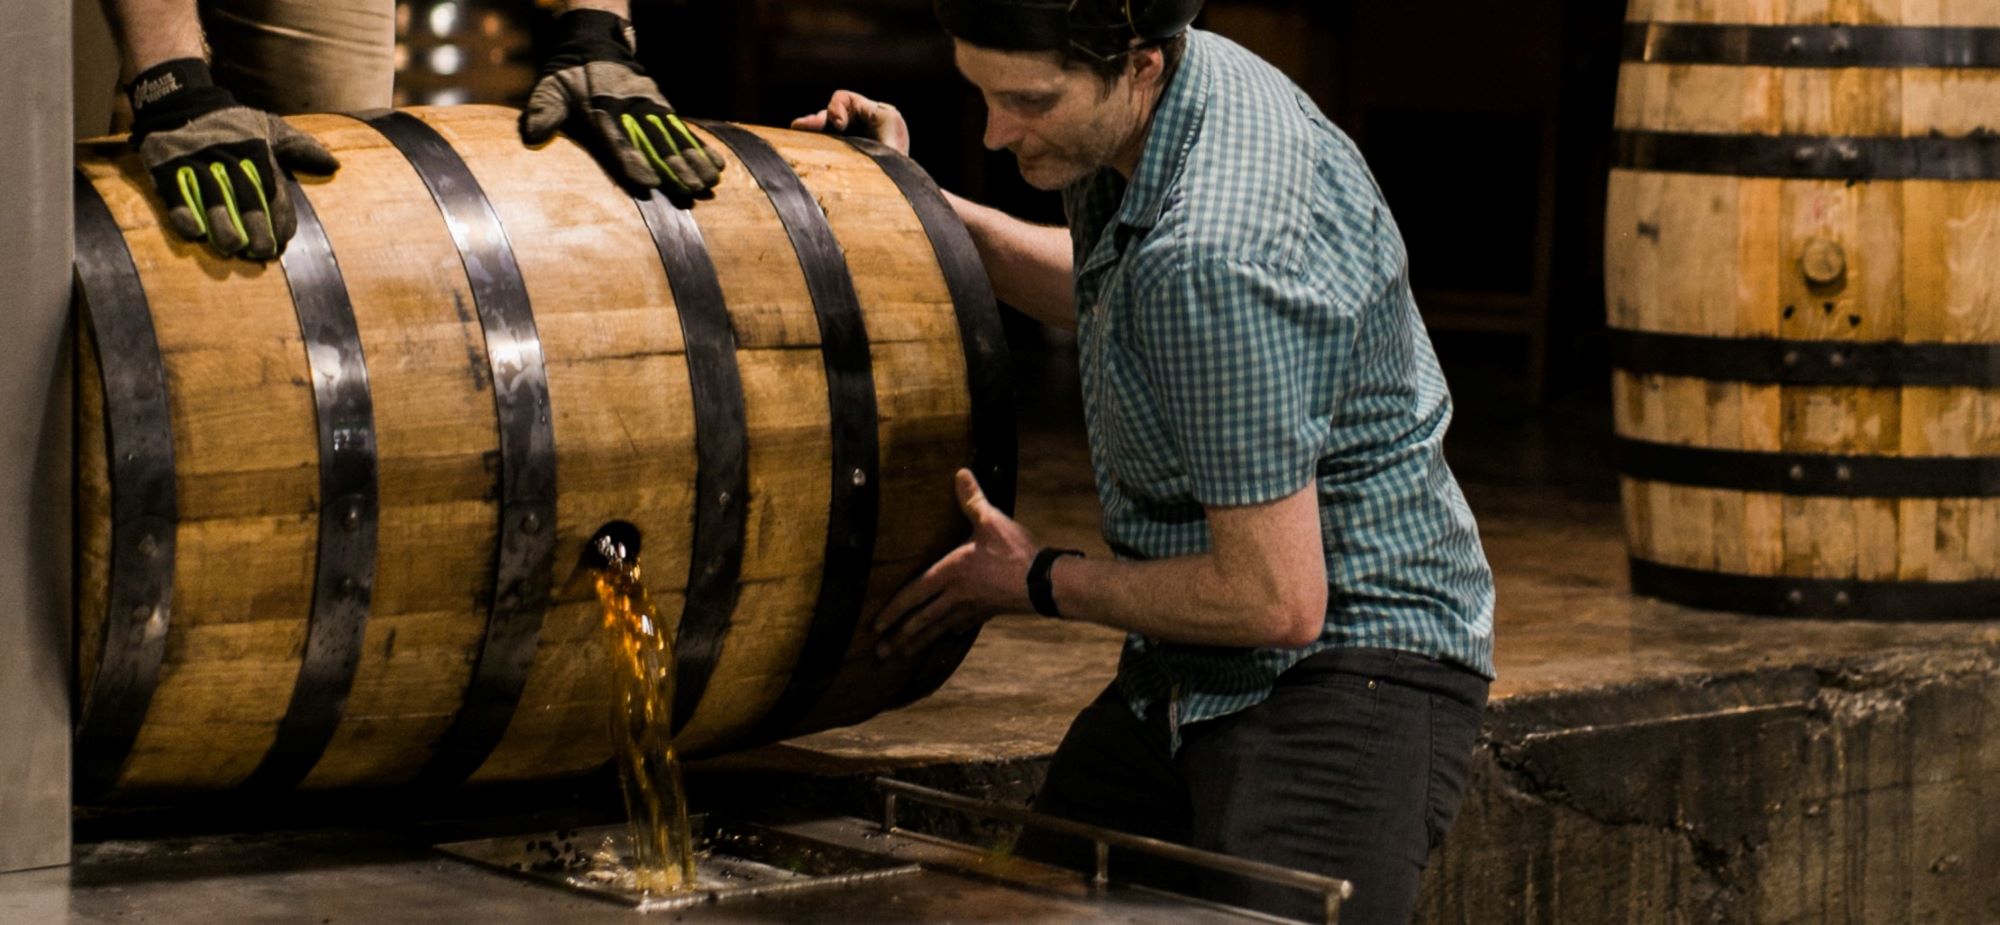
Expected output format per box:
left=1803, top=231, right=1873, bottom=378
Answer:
left=1063, top=30, right=1497, bottom=733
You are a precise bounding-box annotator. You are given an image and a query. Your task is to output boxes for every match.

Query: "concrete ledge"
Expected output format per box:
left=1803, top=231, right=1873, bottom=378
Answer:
left=1428, top=645, right=2000, bottom=924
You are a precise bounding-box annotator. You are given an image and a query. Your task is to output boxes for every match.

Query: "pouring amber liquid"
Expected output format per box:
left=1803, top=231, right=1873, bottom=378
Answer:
left=589, top=534, right=697, bottom=894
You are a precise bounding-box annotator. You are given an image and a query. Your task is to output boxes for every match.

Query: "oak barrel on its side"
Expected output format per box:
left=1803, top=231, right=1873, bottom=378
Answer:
left=72, top=105, right=1015, bottom=800
left=1607, top=0, right=2000, bottom=619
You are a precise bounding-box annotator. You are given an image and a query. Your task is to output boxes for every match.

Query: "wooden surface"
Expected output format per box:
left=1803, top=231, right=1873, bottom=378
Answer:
left=1628, top=0, right=2000, bottom=26
left=1608, top=2, right=2000, bottom=585
left=73, top=105, right=983, bottom=797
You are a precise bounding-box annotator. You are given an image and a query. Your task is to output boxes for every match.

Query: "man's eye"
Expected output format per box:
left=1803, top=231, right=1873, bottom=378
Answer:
left=1007, top=96, right=1057, bottom=114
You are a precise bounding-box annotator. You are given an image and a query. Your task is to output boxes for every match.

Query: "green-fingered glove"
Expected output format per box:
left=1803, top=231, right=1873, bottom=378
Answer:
left=127, top=58, right=340, bottom=260
left=520, top=9, right=725, bottom=195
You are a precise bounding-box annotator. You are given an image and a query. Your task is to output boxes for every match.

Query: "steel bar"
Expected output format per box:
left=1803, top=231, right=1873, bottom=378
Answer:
left=873, top=779, right=1352, bottom=923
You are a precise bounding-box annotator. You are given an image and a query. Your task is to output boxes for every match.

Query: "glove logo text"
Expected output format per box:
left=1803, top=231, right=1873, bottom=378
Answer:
left=133, top=73, right=183, bottom=111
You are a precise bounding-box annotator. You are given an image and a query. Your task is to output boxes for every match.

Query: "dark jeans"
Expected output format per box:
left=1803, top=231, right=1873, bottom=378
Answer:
left=1018, top=647, right=1488, bottom=925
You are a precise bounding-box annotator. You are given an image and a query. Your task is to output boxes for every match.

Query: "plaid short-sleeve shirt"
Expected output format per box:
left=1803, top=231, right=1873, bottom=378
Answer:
left=1063, top=30, right=1496, bottom=732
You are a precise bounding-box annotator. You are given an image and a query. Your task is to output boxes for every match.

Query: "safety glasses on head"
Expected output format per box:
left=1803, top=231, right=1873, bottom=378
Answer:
left=934, top=0, right=1203, bottom=58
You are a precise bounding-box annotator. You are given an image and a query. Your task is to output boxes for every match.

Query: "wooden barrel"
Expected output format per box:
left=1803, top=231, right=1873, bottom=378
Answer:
left=71, top=105, right=1015, bottom=800
left=1608, top=1, right=2000, bottom=619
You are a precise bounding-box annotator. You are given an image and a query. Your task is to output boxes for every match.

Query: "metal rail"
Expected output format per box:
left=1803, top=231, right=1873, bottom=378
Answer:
left=875, top=778, right=1352, bottom=925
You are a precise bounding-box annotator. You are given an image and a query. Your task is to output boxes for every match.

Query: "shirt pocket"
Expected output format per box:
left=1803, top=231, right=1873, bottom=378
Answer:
left=1103, top=341, right=1193, bottom=502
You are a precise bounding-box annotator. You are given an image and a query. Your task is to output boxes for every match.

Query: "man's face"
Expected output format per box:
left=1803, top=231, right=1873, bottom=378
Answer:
left=953, top=41, right=1144, bottom=190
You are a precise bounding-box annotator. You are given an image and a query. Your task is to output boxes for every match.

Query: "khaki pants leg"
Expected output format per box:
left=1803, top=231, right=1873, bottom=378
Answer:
left=200, top=0, right=395, bottom=113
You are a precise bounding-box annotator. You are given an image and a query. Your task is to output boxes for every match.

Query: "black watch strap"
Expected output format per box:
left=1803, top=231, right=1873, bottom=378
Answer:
left=1028, top=547, right=1084, bottom=619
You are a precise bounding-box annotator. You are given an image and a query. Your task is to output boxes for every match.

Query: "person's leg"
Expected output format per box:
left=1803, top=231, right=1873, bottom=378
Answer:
left=1179, top=649, right=1487, bottom=925
left=1016, top=685, right=1193, bottom=886
left=200, top=0, right=396, bottom=114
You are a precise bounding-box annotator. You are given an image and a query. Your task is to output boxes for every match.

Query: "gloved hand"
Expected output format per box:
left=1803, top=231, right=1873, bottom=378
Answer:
left=127, top=58, right=340, bottom=260
left=520, top=9, right=725, bottom=195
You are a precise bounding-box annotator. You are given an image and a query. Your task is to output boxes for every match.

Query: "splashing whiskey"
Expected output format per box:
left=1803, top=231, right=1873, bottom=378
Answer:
left=589, top=533, right=698, bottom=894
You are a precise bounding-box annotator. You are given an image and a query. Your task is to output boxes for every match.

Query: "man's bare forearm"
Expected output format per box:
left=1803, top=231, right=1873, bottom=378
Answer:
left=945, top=191, right=1078, bottom=331
left=102, top=0, right=206, bottom=75
left=1047, top=485, right=1328, bottom=649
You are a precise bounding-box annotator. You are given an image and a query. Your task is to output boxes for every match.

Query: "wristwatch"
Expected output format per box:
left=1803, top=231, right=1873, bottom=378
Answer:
left=1027, top=547, right=1084, bottom=619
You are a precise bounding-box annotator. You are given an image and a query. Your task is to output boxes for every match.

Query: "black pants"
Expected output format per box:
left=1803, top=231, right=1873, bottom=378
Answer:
left=1018, top=647, right=1488, bottom=925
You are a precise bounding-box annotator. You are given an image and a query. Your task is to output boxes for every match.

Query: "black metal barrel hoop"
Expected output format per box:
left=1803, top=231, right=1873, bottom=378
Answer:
left=71, top=172, right=180, bottom=800
left=363, top=111, right=559, bottom=787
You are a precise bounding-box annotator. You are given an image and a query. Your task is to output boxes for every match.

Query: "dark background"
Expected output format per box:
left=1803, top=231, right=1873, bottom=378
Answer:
left=401, top=0, right=1631, bottom=409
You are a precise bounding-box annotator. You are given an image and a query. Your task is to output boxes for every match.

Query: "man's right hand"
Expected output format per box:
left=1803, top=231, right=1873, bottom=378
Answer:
left=127, top=58, right=339, bottom=260
left=792, top=90, right=911, bottom=156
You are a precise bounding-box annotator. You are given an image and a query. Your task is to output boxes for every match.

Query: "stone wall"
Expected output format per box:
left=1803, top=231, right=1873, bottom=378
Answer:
left=1420, top=646, right=2000, bottom=924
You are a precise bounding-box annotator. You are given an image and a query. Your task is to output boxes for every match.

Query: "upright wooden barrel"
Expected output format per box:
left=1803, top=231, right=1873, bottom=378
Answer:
left=1608, top=1, right=2000, bottom=619
left=72, top=105, right=1015, bottom=800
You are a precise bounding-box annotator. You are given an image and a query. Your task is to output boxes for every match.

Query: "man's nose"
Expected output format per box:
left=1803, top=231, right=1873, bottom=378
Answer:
left=983, top=109, right=1023, bottom=152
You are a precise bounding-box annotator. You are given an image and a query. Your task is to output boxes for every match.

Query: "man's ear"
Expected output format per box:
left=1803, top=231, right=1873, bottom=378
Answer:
left=1130, top=45, right=1168, bottom=90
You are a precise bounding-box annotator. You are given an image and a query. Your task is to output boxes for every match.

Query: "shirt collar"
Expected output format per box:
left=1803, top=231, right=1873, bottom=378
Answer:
left=1109, top=29, right=1211, bottom=232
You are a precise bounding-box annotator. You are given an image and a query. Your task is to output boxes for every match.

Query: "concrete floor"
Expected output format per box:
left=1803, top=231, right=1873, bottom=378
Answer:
left=10, top=345, right=1999, bottom=923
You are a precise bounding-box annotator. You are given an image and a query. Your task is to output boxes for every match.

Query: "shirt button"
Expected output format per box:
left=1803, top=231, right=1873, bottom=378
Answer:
left=1367, top=680, right=1378, bottom=690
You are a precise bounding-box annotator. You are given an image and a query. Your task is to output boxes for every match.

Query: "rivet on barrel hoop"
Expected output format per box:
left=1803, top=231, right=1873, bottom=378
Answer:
left=1789, top=464, right=1807, bottom=481
left=1834, top=591, right=1853, bottom=607
left=852, top=468, right=868, bottom=488
left=1786, top=589, right=1806, bottom=605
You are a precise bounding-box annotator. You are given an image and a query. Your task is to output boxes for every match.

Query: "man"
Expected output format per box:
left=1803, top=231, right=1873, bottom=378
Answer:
left=97, top=0, right=723, bottom=260
left=797, top=1, right=1495, bottom=921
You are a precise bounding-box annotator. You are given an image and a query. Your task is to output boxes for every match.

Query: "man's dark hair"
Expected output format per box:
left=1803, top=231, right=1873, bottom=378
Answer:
left=935, top=0, right=1199, bottom=85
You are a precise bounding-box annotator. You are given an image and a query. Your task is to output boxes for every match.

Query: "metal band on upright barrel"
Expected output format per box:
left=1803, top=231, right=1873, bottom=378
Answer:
left=1616, top=439, right=2000, bottom=498
left=1615, top=130, right=2000, bottom=181
left=1624, top=22, right=2000, bottom=69
left=1630, top=558, right=2000, bottom=621
left=1608, top=329, right=2000, bottom=388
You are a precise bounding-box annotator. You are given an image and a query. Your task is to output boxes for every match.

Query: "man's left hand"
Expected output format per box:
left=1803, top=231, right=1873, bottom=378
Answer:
left=874, top=469, right=1038, bottom=660
left=520, top=9, right=725, bottom=194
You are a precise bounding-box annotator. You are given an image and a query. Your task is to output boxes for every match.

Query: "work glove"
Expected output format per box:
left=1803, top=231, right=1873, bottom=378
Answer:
left=127, top=58, right=340, bottom=260
left=520, top=9, right=725, bottom=195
